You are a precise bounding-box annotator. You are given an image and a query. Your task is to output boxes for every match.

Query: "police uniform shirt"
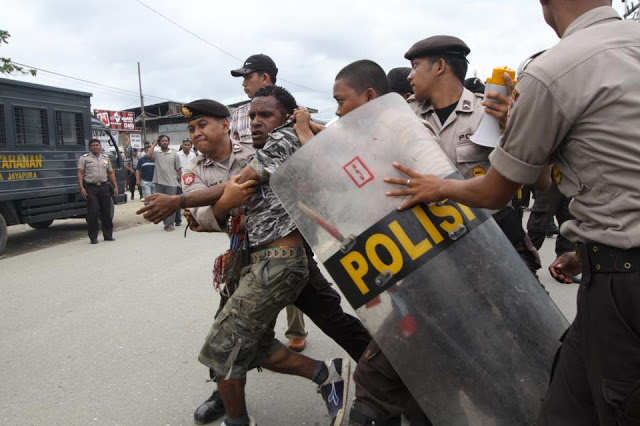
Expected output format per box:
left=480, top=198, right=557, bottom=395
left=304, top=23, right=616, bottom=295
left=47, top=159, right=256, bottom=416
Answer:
left=490, top=6, right=640, bottom=249
left=181, top=142, right=254, bottom=231
left=78, top=153, right=112, bottom=183
left=410, top=87, right=492, bottom=180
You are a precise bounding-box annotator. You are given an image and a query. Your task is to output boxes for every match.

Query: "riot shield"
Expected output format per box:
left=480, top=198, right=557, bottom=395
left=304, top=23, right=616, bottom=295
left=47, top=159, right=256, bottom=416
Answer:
left=271, top=93, right=569, bottom=425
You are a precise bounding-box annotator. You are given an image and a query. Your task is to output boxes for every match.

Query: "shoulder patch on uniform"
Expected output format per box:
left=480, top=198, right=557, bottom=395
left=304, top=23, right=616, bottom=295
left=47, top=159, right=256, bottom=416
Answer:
left=462, top=100, right=472, bottom=111
left=553, top=167, right=562, bottom=185
left=182, top=172, right=195, bottom=186
left=232, top=143, right=242, bottom=152
left=472, top=166, right=486, bottom=177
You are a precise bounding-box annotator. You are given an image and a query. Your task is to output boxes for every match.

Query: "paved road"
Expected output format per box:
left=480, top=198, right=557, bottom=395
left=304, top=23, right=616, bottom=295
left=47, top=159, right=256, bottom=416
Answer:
left=1, top=200, right=149, bottom=260
left=0, top=208, right=578, bottom=425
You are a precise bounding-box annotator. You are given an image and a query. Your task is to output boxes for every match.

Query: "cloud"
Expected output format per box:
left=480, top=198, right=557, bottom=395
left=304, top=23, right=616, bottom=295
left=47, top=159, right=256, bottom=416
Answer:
left=1, top=0, right=626, bottom=114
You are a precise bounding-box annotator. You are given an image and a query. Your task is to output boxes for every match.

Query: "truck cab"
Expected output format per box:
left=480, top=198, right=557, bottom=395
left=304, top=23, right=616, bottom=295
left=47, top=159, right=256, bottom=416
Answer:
left=0, top=78, right=127, bottom=254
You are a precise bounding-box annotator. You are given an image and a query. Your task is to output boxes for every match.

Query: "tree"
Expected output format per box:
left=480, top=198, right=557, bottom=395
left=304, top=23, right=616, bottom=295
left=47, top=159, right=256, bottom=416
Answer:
left=1, top=30, right=36, bottom=76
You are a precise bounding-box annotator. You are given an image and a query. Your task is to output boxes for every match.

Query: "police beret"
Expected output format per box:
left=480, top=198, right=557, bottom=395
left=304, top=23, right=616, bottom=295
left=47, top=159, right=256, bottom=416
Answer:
left=181, top=99, right=230, bottom=121
left=404, top=35, right=470, bottom=60
left=387, top=67, right=413, bottom=95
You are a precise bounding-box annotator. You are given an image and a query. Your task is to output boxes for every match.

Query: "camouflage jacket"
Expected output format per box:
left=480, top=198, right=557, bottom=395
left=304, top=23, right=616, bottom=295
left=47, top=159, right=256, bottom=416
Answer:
left=245, top=122, right=300, bottom=247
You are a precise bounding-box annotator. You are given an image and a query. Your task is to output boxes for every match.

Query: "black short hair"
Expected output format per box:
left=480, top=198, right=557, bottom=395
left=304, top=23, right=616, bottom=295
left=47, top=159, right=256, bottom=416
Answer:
left=335, top=60, right=390, bottom=96
left=429, top=54, right=468, bottom=84
left=89, top=138, right=101, bottom=146
left=263, top=71, right=277, bottom=85
left=253, top=85, right=298, bottom=116
left=158, top=134, right=170, bottom=143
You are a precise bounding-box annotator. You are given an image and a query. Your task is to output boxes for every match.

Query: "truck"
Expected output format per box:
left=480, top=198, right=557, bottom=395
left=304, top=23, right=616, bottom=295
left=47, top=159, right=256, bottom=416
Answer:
left=0, top=77, right=127, bottom=254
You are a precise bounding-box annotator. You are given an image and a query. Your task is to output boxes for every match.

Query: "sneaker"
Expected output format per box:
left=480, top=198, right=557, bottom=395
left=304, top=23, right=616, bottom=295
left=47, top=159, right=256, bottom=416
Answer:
left=194, top=389, right=225, bottom=425
left=319, top=358, right=350, bottom=426
left=221, top=415, right=256, bottom=426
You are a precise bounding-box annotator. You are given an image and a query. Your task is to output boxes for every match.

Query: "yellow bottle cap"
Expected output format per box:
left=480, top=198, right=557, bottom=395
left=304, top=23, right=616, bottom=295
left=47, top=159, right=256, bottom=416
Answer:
left=485, top=66, right=516, bottom=86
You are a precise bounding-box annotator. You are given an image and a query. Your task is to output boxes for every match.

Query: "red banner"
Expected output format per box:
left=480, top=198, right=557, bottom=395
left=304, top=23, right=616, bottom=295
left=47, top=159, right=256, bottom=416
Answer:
left=94, top=110, right=136, bottom=130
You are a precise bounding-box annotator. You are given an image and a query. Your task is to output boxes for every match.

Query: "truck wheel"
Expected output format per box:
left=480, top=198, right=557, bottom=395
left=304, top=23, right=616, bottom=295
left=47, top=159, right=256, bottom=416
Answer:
left=0, top=214, right=7, bottom=254
left=28, top=220, right=54, bottom=230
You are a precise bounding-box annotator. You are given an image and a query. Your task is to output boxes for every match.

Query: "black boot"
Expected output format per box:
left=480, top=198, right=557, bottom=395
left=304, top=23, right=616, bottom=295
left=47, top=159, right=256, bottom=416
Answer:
left=194, top=389, right=225, bottom=425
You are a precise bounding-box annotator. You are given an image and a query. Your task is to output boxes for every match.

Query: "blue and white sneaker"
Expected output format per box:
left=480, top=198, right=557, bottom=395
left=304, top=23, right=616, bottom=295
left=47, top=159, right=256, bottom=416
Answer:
left=319, top=358, right=350, bottom=426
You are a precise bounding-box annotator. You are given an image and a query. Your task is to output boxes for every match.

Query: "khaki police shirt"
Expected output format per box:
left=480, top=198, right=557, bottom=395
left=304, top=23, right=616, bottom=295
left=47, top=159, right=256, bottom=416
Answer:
left=78, top=153, right=112, bottom=183
left=490, top=6, right=640, bottom=249
left=181, top=142, right=254, bottom=231
left=410, top=88, right=493, bottom=180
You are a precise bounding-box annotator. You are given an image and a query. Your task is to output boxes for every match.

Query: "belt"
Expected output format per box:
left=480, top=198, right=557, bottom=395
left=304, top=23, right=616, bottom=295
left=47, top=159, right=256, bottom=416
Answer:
left=250, top=246, right=305, bottom=263
left=85, top=182, right=107, bottom=186
left=578, top=242, right=640, bottom=273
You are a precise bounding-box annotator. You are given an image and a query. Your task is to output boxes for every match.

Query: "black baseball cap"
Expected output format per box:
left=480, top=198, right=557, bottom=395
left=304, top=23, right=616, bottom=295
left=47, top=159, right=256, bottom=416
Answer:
left=231, top=54, right=278, bottom=78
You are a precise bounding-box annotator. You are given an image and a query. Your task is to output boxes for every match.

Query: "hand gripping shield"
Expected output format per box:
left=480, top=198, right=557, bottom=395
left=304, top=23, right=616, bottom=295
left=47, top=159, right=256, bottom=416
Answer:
left=271, top=94, right=568, bottom=425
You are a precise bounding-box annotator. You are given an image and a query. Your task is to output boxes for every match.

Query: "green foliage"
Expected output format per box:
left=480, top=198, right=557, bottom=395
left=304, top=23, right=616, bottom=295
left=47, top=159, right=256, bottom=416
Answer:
left=1, top=29, right=37, bottom=76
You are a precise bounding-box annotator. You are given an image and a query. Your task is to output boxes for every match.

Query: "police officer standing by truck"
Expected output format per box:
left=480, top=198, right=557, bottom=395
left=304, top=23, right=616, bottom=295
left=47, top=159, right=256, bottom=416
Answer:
left=77, top=138, right=119, bottom=244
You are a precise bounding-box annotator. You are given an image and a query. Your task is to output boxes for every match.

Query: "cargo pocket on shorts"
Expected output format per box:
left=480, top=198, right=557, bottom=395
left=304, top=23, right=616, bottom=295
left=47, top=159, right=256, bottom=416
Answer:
left=603, top=378, right=640, bottom=425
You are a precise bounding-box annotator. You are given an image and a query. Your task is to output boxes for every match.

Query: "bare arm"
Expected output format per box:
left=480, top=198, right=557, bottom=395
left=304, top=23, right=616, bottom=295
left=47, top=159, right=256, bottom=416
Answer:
left=292, top=108, right=315, bottom=145
left=77, top=169, right=87, bottom=199
left=108, top=170, right=119, bottom=196
left=385, top=163, right=519, bottom=211
left=136, top=183, right=227, bottom=223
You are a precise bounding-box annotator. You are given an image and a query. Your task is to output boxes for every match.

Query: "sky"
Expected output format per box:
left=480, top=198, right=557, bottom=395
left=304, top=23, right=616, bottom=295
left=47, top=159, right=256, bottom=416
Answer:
left=0, top=0, right=631, bottom=118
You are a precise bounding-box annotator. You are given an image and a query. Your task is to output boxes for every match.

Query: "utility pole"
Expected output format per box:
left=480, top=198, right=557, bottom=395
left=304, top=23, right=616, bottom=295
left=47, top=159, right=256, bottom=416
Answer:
left=137, top=62, right=147, bottom=144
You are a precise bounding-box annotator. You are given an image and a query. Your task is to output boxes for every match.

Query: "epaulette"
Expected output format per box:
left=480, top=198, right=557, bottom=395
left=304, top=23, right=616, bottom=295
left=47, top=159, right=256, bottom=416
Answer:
left=517, top=50, right=547, bottom=77
left=232, top=142, right=243, bottom=153
left=82, top=153, right=89, bottom=156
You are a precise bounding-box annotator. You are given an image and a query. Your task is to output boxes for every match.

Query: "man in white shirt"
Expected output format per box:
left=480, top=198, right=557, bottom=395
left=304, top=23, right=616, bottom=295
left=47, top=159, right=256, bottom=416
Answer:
left=175, top=138, right=197, bottom=225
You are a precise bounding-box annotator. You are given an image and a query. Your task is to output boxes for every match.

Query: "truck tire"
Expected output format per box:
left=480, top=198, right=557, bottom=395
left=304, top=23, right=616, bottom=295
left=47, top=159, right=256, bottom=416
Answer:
left=28, top=220, right=54, bottom=230
left=0, top=214, right=7, bottom=254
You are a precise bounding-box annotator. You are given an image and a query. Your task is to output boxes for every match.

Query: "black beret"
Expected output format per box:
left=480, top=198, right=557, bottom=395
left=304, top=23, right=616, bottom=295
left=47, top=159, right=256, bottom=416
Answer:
left=387, top=67, right=413, bottom=95
left=181, top=99, right=230, bottom=121
left=463, top=77, right=486, bottom=94
left=404, top=35, right=470, bottom=61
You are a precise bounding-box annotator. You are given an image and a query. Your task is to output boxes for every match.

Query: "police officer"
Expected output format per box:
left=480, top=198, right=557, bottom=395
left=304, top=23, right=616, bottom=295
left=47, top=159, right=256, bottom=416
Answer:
left=527, top=168, right=574, bottom=260
left=386, top=67, right=413, bottom=100
left=404, top=35, right=540, bottom=273
left=180, top=100, right=254, bottom=232
left=77, top=138, right=119, bottom=244
left=385, top=2, right=640, bottom=424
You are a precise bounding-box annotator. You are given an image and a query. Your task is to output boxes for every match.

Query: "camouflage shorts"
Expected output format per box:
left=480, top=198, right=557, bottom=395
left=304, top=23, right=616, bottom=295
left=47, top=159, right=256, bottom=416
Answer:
left=199, top=255, right=309, bottom=379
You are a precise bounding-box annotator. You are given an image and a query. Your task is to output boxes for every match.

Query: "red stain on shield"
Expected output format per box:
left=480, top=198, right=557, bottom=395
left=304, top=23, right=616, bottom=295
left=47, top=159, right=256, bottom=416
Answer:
left=343, top=156, right=374, bottom=188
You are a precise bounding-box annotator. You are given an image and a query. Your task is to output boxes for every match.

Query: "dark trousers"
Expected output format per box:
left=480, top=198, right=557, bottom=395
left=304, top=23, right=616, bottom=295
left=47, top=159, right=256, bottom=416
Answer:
left=292, top=250, right=371, bottom=361
left=527, top=181, right=574, bottom=257
left=127, top=173, right=141, bottom=199
left=86, top=183, right=113, bottom=241
left=538, top=244, right=640, bottom=425
left=353, top=340, right=431, bottom=425
left=175, top=187, right=183, bottom=225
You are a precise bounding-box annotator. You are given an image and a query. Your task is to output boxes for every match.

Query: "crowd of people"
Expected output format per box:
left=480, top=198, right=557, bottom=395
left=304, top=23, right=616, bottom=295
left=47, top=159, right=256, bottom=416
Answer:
left=78, top=1, right=639, bottom=425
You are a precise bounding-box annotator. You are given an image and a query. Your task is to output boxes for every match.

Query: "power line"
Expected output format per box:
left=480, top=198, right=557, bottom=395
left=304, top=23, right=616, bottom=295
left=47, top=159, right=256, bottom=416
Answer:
left=9, top=61, right=176, bottom=102
left=134, top=0, right=331, bottom=95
